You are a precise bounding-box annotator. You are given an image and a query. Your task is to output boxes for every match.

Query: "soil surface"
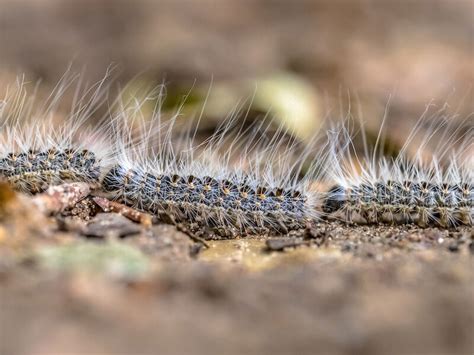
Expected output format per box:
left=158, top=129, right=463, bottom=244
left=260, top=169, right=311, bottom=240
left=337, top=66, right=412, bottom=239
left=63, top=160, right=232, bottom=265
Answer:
left=0, top=187, right=473, bottom=355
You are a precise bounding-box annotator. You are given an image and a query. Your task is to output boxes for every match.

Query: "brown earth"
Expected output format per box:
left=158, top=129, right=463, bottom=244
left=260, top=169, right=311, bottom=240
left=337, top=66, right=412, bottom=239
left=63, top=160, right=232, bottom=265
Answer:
left=1, top=187, right=473, bottom=355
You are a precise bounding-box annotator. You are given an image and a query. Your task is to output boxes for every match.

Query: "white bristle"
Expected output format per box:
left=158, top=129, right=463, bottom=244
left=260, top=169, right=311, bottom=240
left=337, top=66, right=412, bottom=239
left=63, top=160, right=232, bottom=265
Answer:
left=323, top=102, right=473, bottom=227
left=101, top=87, right=328, bottom=238
left=1, top=71, right=471, bottom=233
left=0, top=69, right=115, bottom=193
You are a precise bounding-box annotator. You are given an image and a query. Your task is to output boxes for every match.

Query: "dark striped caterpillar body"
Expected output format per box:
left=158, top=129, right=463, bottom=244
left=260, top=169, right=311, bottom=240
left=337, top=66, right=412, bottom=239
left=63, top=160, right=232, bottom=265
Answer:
left=102, top=165, right=312, bottom=237
left=323, top=148, right=473, bottom=228
left=323, top=180, right=473, bottom=227
left=322, top=101, right=473, bottom=228
left=2, top=71, right=471, bottom=234
left=0, top=70, right=113, bottom=193
left=0, top=148, right=101, bottom=193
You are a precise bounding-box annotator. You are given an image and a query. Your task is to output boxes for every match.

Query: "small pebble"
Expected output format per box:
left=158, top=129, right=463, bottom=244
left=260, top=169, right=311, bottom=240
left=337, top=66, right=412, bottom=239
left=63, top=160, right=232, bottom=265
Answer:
left=447, top=243, right=459, bottom=253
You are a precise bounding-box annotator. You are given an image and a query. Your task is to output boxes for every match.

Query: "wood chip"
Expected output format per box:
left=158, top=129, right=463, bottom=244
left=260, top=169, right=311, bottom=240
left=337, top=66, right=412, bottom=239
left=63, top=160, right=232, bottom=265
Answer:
left=32, top=183, right=90, bottom=214
left=93, top=197, right=152, bottom=226
left=265, top=237, right=308, bottom=252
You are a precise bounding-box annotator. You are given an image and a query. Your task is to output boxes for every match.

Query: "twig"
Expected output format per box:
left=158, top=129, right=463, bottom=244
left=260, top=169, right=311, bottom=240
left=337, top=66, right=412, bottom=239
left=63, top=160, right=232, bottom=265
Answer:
left=93, top=196, right=152, bottom=226
left=32, top=183, right=90, bottom=214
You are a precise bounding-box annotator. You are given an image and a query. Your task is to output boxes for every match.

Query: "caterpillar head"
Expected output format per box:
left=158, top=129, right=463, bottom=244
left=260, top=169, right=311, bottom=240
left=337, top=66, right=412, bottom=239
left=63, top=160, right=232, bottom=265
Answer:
left=322, top=185, right=346, bottom=213
left=102, top=165, right=130, bottom=192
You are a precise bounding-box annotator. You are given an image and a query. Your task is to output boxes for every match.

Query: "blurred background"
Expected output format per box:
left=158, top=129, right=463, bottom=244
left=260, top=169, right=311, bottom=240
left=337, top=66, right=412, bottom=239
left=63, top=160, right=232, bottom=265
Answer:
left=1, top=2, right=473, bottom=354
left=0, top=0, right=472, bottom=145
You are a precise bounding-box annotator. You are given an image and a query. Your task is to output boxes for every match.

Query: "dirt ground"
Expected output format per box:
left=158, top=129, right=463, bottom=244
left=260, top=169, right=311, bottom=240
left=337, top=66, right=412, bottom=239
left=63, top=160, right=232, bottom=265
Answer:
left=0, top=186, right=473, bottom=355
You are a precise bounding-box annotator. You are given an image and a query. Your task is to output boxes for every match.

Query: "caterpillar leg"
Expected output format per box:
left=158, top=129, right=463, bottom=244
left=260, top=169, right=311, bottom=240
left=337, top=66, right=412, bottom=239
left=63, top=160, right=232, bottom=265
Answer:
left=457, top=207, right=472, bottom=226
left=174, top=222, right=211, bottom=247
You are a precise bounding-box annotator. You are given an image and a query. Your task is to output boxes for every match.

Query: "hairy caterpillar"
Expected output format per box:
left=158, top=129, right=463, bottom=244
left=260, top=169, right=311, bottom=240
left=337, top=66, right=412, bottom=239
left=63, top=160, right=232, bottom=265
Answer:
left=0, top=70, right=114, bottom=193
left=2, top=70, right=471, bottom=234
left=323, top=103, right=473, bottom=227
left=101, top=88, right=327, bottom=238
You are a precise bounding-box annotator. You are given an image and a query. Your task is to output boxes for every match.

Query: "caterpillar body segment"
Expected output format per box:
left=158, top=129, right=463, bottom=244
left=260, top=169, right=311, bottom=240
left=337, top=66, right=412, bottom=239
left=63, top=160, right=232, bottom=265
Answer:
left=0, top=148, right=101, bottom=193
left=101, top=92, right=327, bottom=237
left=0, top=70, right=115, bottom=193
left=102, top=167, right=311, bottom=237
left=323, top=180, right=473, bottom=227
left=323, top=104, right=473, bottom=228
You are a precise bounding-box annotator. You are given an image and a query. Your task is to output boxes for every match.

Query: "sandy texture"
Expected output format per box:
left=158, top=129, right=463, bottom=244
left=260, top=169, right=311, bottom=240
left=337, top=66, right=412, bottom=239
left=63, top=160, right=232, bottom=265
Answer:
left=1, top=186, right=472, bottom=355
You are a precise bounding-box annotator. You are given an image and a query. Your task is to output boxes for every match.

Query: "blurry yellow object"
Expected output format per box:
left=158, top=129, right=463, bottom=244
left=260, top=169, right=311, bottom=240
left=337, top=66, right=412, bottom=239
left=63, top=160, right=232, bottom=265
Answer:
left=252, top=73, right=322, bottom=140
